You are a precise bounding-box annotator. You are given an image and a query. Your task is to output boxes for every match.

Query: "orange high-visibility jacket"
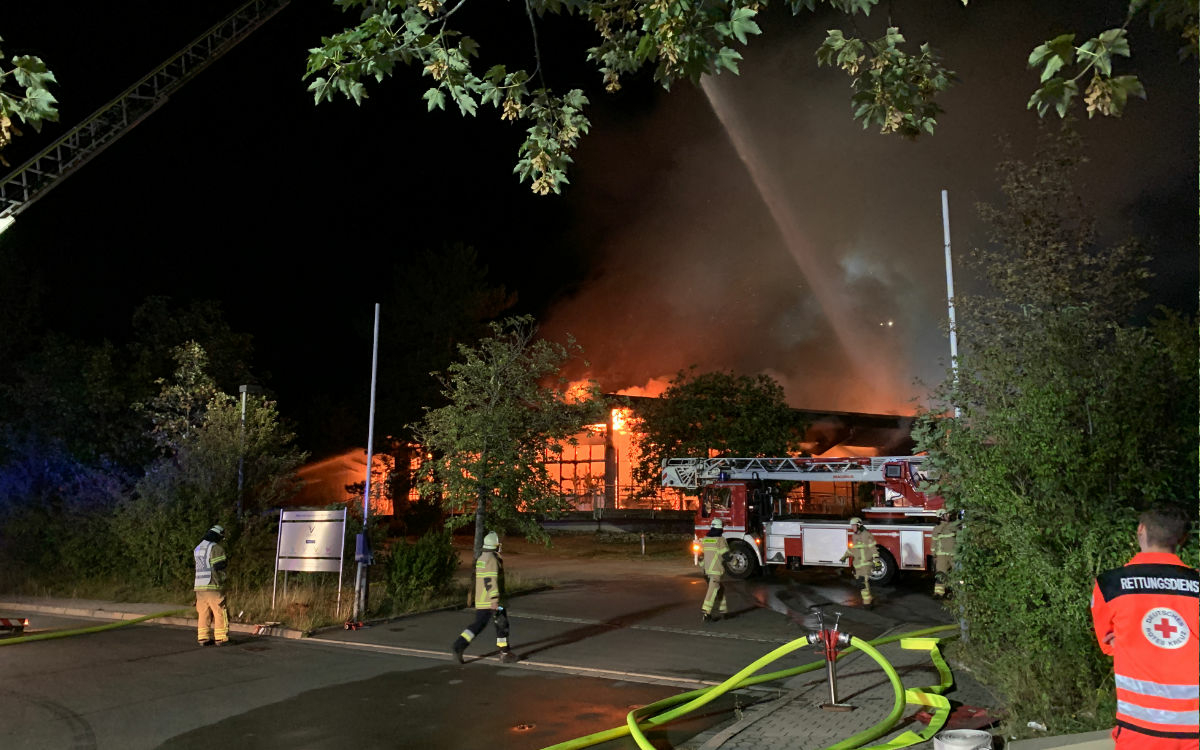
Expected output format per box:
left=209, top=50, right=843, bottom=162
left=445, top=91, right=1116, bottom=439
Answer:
left=1091, top=552, right=1199, bottom=743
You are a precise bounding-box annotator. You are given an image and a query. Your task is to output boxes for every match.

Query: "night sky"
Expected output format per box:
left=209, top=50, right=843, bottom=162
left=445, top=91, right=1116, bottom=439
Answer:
left=2, top=1, right=1196, bottom=453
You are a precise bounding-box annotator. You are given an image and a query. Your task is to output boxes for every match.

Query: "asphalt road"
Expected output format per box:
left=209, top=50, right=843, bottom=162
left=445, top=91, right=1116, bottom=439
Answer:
left=0, top=554, right=957, bottom=750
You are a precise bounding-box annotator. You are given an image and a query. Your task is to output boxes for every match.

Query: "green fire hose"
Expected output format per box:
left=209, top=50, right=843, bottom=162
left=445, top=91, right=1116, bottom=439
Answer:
left=0, top=609, right=190, bottom=646
left=541, top=623, right=957, bottom=750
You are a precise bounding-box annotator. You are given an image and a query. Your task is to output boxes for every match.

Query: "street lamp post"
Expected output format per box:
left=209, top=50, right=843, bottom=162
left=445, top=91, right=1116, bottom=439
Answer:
left=237, top=384, right=264, bottom=519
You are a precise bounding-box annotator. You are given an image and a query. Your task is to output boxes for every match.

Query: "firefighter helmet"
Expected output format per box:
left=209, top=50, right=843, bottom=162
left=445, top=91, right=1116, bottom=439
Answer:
left=848, top=517, right=862, bottom=527
left=483, top=532, right=500, bottom=550
left=209, top=525, right=225, bottom=537
left=711, top=519, right=724, bottom=530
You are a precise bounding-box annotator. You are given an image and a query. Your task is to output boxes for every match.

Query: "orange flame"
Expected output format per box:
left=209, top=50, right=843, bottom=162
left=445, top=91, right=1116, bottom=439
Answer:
left=611, top=407, right=630, bottom=432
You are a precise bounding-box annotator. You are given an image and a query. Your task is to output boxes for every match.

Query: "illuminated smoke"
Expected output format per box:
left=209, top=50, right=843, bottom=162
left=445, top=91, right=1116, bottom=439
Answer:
left=541, top=4, right=1194, bottom=417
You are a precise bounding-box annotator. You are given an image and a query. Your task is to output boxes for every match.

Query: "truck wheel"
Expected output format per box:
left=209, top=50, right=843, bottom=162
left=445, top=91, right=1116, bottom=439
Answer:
left=723, top=540, right=760, bottom=580
left=868, top=547, right=898, bottom=586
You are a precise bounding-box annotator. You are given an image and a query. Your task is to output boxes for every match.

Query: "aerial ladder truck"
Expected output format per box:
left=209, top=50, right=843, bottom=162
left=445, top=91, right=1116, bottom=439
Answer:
left=662, top=455, right=946, bottom=584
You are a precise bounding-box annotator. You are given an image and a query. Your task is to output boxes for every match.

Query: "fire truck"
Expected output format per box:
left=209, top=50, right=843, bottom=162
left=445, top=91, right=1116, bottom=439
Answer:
left=662, top=456, right=945, bottom=584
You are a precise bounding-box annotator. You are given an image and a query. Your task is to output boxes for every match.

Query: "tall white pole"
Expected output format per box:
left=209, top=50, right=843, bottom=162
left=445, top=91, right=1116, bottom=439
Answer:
left=353, top=303, right=381, bottom=622
left=941, top=190, right=961, bottom=418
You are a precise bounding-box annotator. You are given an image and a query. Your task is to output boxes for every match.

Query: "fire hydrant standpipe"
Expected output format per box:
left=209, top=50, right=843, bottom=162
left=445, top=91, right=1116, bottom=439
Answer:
left=810, top=607, right=855, bottom=711
left=539, top=623, right=957, bottom=750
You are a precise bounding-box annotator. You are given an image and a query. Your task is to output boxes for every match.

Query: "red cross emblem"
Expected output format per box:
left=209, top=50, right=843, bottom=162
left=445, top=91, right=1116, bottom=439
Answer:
left=1143, top=607, right=1189, bottom=649
left=1154, top=618, right=1178, bottom=639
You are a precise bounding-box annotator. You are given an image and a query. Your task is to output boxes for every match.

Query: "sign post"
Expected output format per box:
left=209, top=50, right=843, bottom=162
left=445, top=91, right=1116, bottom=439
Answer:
left=273, top=508, right=347, bottom=615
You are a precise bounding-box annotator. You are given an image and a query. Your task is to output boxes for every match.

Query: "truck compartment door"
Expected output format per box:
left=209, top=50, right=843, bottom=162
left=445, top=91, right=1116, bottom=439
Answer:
left=802, top=527, right=849, bottom=566
left=900, top=529, right=925, bottom=568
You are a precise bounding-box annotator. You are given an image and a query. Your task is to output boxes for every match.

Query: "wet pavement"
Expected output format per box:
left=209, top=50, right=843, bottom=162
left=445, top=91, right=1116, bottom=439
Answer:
left=1, top=553, right=1010, bottom=749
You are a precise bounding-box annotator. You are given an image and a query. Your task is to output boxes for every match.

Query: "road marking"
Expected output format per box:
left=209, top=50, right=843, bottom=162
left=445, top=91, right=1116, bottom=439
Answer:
left=304, top=637, right=779, bottom=694
left=510, top=612, right=794, bottom=644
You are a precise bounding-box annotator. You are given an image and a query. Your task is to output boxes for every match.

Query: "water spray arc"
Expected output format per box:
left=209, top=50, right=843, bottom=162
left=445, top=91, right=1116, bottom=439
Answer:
left=700, top=75, right=900, bottom=408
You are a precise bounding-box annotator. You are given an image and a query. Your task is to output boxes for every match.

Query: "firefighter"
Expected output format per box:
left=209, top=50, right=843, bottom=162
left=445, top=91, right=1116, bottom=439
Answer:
left=841, top=518, right=879, bottom=607
left=1091, top=508, right=1198, bottom=749
left=451, top=531, right=518, bottom=664
left=931, top=510, right=962, bottom=598
left=700, top=518, right=731, bottom=623
left=193, top=524, right=230, bottom=646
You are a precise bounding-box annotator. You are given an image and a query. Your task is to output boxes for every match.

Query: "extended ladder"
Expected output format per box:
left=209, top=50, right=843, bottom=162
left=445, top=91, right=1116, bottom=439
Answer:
left=661, top=455, right=926, bottom=488
left=0, top=0, right=290, bottom=221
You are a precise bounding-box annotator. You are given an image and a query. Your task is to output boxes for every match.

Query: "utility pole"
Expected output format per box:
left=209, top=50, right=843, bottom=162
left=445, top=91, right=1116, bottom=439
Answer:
left=352, top=303, right=381, bottom=623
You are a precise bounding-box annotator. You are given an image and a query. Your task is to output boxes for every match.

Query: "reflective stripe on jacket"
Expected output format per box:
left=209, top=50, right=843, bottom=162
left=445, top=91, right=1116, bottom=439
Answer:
left=1091, top=552, right=1199, bottom=740
left=475, top=551, right=503, bottom=610
left=844, top=529, right=878, bottom=572
left=193, top=540, right=226, bottom=591
left=702, top=536, right=729, bottom=578
left=931, top=521, right=960, bottom=557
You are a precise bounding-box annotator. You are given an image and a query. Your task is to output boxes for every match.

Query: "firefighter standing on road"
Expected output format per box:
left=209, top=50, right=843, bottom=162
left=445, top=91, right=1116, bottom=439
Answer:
left=194, top=524, right=230, bottom=646
left=931, top=510, right=962, bottom=598
left=451, top=532, right=518, bottom=664
left=1090, top=508, right=1198, bottom=749
left=841, top=518, right=879, bottom=607
left=701, top=518, right=731, bottom=623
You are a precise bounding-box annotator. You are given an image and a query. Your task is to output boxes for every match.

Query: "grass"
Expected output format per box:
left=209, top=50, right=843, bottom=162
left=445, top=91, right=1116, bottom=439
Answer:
left=244, top=569, right=553, bottom=633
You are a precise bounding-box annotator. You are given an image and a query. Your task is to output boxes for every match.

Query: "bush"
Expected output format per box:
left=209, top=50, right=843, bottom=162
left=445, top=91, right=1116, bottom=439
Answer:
left=383, top=530, right=459, bottom=604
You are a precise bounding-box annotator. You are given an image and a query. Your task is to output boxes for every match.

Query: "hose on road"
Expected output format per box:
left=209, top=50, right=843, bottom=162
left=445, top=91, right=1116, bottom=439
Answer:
left=0, top=609, right=190, bottom=646
left=541, top=623, right=957, bottom=750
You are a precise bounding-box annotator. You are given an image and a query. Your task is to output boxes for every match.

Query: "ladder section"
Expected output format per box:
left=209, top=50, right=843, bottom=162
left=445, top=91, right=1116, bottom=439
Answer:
left=662, top=455, right=924, bottom=488
left=0, top=0, right=290, bottom=220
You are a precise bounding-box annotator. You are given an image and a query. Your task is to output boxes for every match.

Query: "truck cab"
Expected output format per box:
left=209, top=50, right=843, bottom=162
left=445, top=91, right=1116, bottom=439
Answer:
left=879, top=460, right=944, bottom=511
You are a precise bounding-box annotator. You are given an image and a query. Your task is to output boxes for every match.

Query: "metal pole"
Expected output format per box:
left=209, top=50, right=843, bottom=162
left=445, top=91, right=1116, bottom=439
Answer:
left=237, top=387, right=247, bottom=518
left=336, top=507, right=346, bottom=617
left=237, top=385, right=263, bottom=518
left=940, top=190, right=961, bottom=418
left=352, top=303, right=381, bottom=622
left=271, top=510, right=282, bottom=610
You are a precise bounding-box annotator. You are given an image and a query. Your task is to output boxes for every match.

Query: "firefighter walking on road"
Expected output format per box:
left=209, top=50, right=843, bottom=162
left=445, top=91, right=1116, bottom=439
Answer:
left=1090, top=508, right=1198, bottom=749
left=842, top=517, right=879, bottom=607
left=194, top=524, right=230, bottom=646
left=451, top=532, right=518, bottom=664
left=931, top=510, right=962, bottom=598
left=700, top=518, right=731, bottom=623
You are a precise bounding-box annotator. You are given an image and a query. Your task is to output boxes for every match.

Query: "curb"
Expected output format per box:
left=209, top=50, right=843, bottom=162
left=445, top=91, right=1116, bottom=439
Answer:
left=306, top=585, right=557, bottom=638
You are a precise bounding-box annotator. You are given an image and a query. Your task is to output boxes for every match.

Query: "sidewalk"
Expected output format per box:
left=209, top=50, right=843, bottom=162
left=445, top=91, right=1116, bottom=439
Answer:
left=678, top=629, right=1003, bottom=750
left=0, top=595, right=306, bottom=639
left=1, top=596, right=1115, bottom=749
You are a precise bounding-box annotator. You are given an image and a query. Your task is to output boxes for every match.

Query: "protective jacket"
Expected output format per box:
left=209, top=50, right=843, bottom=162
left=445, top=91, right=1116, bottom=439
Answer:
left=701, top=534, right=730, bottom=578
left=1091, top=551, right=1199, bottom=742
left=193, top=533, right=227, bottom=592
left=842, top=528, right=878, bottom=574
left=931, top=519, right=961, bottom=558
left=475, top=550, right=504, bottom=610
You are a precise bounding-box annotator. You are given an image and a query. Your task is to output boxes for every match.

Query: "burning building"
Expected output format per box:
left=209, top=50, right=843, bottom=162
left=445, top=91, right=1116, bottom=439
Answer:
left=288, top=396, right=917, bottom=518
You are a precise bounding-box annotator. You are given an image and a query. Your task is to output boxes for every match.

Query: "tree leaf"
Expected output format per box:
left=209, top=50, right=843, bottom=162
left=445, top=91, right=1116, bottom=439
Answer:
left=423, top=87, right=446, bottom=111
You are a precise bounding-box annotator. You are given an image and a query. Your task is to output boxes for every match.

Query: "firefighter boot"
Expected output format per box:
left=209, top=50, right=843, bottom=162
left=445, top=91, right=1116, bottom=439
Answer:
left=450, top=637, right=467, bottom=664
left=500, top=649, right=519, bottom=664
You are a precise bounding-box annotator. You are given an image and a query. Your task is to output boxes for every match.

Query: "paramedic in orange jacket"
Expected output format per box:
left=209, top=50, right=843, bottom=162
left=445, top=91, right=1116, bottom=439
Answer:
left=1090, top=508, right=1199, bottom=749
